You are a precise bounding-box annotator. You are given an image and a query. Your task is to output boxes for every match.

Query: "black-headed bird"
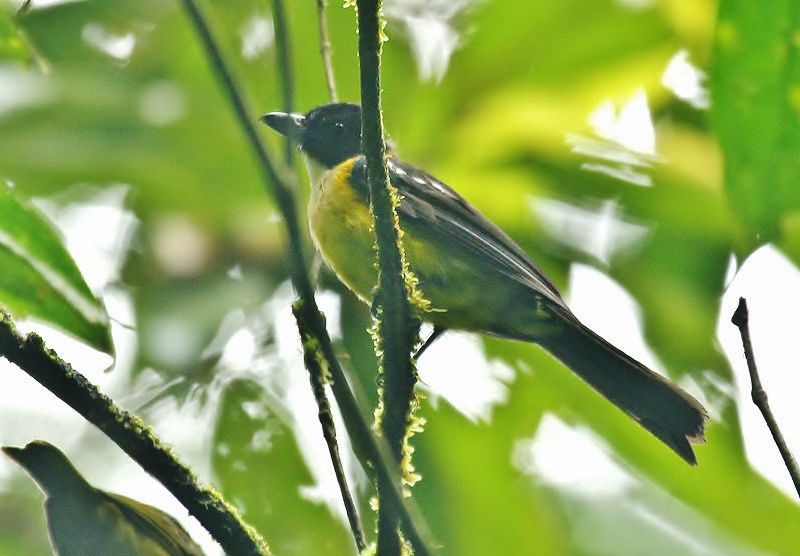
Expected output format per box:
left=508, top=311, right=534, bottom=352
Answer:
left=3, top=440, right=204, bottom=555
left=262, top=102, right=707, bottom=464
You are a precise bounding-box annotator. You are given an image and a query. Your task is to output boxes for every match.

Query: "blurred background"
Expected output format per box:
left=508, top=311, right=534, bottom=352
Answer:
left=2, top=0, right=800, bottom=554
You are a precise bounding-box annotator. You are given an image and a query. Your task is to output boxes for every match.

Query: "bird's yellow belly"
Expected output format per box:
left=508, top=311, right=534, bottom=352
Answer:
left=308, top=159, right=378, bottom=303
left=307, top=160, right=454, bottom=305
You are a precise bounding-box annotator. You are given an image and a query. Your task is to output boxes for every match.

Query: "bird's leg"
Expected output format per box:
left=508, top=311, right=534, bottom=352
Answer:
left=413, top=326, right=445, bottom=360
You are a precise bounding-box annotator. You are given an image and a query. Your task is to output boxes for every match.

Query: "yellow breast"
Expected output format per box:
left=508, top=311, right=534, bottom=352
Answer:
left=307, top=157, right=378, bottom=302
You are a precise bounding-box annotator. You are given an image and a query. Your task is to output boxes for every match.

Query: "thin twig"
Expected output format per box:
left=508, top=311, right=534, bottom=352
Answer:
left=16, top=0, right=33, bottom=17
left=293, top=301, right=367, bottom=552
left=0, top=313, right=271, bottom=556
left=270, top=0, right=295, bottom=164
left=181, top=0, right=302, bottom=286
left=731, top=297, right=800, bottom=498
left=356, top=1, right=421, bottom=553
left=316, top=0, right=338, bottom=101
left=179, top=1, right=433, bottom=552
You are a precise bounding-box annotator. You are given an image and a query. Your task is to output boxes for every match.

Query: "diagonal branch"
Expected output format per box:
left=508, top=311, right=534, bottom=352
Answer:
left=0, top=312, right=271, bottom=556
left=731, top=297, right=800, bottom=498
left=180, top=0, right=432, bottom=552
left=271, top=1, right=365, bottom=550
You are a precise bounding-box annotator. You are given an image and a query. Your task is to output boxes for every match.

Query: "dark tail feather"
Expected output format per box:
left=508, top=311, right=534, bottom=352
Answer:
left=537, top=318, right=707, bottom=464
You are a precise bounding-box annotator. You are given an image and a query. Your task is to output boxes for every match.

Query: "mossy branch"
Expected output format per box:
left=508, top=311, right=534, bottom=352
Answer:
left=0, top=312, right=271, bottom=556
left=732, top=298, right=800, bottom=498
left=181, top=0, right=432, bottom=552
left=355, top=0, right=422, bottom=553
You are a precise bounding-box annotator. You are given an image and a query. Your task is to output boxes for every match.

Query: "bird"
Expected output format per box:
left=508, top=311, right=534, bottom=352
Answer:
left=261, top=102, right=707, bottom=464
left=2, top=440, right=205, bottom=556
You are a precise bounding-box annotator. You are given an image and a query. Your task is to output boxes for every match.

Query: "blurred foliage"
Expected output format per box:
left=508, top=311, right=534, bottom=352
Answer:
left=1, top=0, right=800, bottom=555
left=212, top=379, right=352, bottom=556
left=711, top=1, right=800, bottom=245
left=0, top=182, right=111, bottom=352
left=0, top=5, right=31, bottom=64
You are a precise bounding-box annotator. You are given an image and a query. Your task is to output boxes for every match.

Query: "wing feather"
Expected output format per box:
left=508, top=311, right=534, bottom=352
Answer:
left=349, top=156, right=567, bottom=309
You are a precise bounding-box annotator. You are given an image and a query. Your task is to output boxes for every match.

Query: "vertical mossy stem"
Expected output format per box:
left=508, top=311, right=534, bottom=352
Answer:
left=355, top=0, right=423, bottom=553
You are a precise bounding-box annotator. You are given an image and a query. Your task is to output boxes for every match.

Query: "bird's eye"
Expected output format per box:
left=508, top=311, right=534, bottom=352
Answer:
left=334, top=122, right=345, bottom=135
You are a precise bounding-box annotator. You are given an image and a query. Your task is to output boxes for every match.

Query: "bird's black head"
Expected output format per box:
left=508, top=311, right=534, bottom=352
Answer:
left=2, top=440, right=88, bottom=495
left=262, top=103, right=363, bottom=168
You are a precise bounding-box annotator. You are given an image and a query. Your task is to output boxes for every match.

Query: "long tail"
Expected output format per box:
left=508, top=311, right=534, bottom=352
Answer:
left=536, top=316, right=707, bottom=464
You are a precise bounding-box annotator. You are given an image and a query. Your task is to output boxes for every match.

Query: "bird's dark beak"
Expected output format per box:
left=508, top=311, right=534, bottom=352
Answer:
left=1, top=445, right=23, bottom=463
left=261, top=111, right=306, bottom=139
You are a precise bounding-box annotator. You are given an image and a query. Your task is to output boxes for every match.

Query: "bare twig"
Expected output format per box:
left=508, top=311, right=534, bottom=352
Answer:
left=731, top=297, right=800, bottom=498
left=293, top=301, right=367, bottom=552
left=316, top=0, right=338, bottom=101
left=0, top=313, right=271, bottom=556
left=270, top=0, right=295, bottom=164
left=355, top=1, right=421, bottom=553
left=16, top=0, right=33, bottom=17
left=180, top=1, right=432, bottom=552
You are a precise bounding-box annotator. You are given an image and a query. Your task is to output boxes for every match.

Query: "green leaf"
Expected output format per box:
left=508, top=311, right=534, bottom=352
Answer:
left=0, top=183, right=111, bottom=353
left=0, top=6, right=32, bottom=64
left=212, top=379, right=352, bottom=556
left=711, top=1, right=800, bottom=239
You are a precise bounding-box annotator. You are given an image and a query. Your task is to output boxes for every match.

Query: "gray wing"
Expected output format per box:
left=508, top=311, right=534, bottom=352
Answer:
left=349, top=156, right=568, bottom=310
